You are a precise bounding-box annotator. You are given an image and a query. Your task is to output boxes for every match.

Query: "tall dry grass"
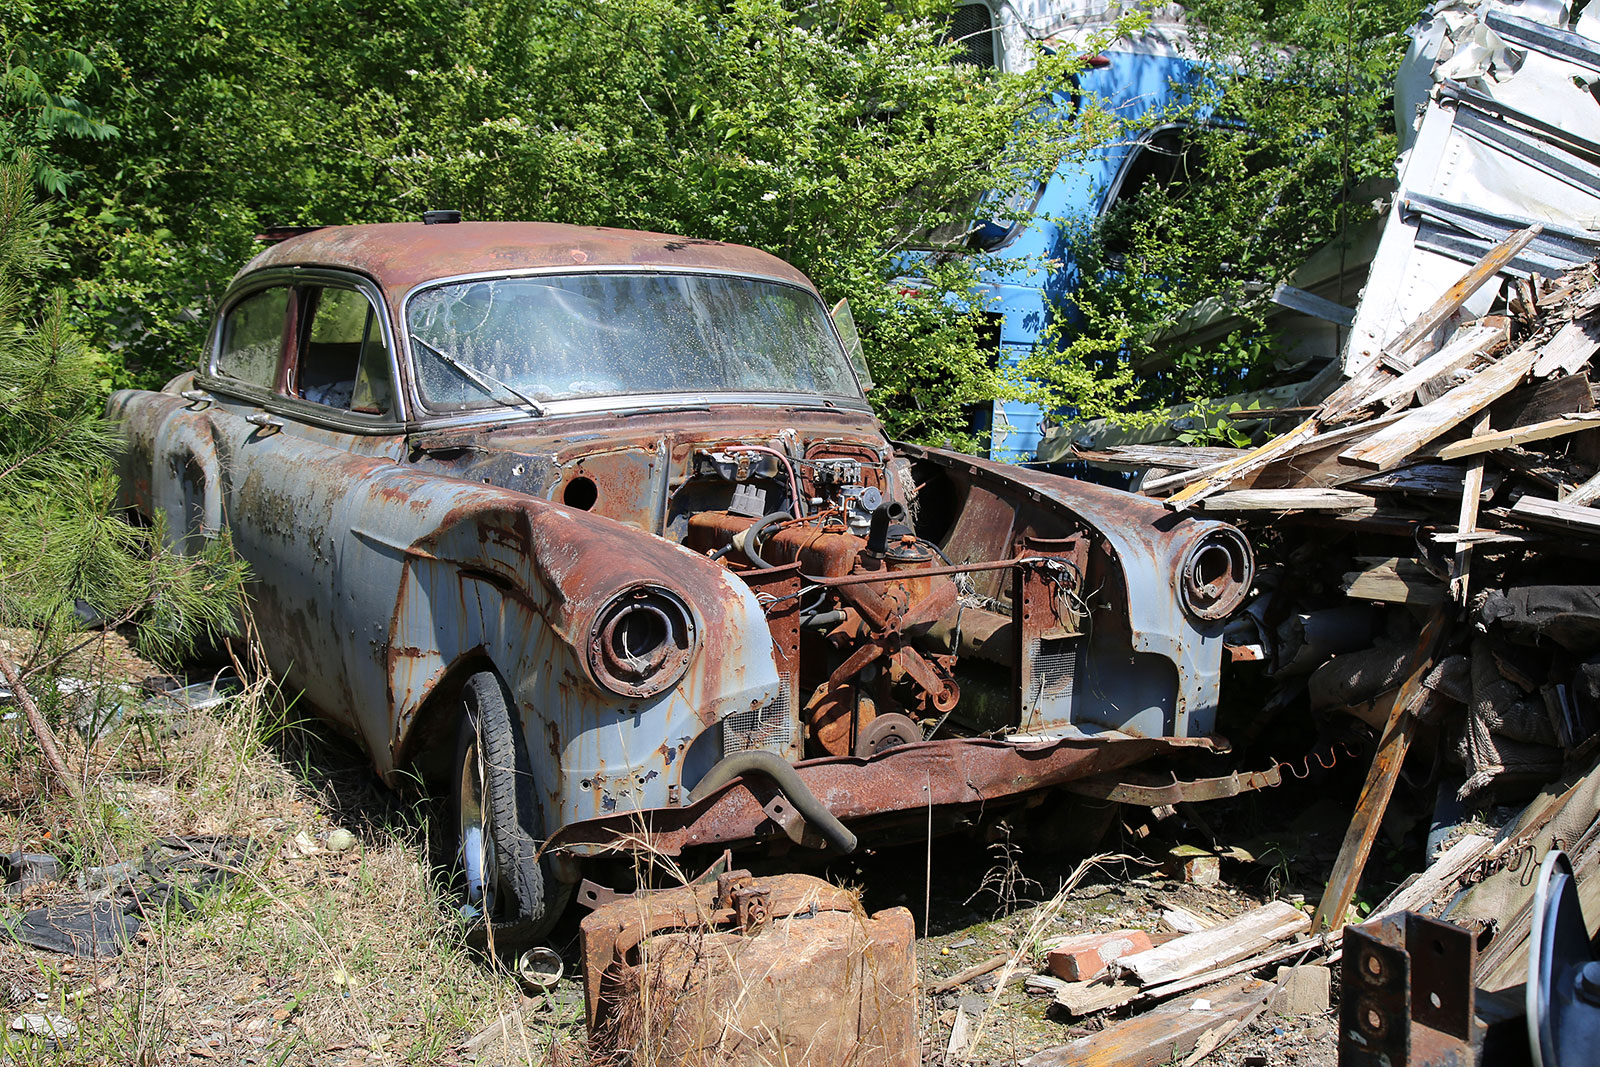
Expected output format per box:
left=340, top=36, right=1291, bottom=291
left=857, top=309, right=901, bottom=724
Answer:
left=0, top=626, right=580, bottom=1065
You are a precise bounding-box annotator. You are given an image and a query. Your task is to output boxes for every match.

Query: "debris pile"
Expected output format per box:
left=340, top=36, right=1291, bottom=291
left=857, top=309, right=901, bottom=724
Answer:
left=1095, top=235, right=1600, bottom=809
left=1031, top=239, right=1600, bottom=1063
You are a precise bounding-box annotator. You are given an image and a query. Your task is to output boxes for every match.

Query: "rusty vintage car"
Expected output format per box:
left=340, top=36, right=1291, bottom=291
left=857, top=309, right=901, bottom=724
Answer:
left=108, top=219, right=1255, bottom=945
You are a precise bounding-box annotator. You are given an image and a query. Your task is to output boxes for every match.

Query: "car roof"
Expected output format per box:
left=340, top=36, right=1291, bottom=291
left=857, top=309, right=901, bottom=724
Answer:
left=238, top=222, right=818, bottom=296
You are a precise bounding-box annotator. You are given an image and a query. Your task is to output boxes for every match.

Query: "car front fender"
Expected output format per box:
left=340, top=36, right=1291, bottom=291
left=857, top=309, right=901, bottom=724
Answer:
left=337, top=470, right=784, bottom=828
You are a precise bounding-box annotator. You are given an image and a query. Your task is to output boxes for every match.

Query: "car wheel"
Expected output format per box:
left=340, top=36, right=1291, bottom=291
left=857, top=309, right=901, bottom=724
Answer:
left=448, top=671, right=570, bottom=953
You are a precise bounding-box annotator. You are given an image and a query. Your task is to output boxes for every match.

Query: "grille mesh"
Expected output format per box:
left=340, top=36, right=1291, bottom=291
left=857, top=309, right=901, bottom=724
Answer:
left=1024, top=637, right=1078, bottom=711
left=723, top=685, right=794, bottom=753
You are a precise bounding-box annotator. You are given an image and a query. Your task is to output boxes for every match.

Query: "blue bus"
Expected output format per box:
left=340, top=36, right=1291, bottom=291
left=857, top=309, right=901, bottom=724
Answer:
left=917, top=1, right=1370, bottom=462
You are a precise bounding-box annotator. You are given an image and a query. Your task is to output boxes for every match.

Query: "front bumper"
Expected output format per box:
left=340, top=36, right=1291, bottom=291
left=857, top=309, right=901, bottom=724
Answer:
left=543, top=731, right=1223, bottom=857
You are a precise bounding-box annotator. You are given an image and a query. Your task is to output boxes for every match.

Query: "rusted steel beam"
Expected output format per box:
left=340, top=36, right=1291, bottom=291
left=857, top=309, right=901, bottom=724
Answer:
left=544, top=733, right=1219, bottom=856
left=1313, top=609, right=1450, bottom=932
left=808, top=556, right=1028, bottom=586
left=1061, top=765, right=1282, bottom=807
left=1340, top=913, right=1478, bottom=1066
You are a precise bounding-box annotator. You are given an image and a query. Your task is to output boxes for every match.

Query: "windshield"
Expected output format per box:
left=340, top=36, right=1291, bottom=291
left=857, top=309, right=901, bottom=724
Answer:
left=406, top=272, right=862, bottom=410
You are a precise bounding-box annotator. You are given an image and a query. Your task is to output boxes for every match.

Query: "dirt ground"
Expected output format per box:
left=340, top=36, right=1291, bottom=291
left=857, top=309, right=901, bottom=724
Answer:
left=0, top=627, right=1402, bottom=1065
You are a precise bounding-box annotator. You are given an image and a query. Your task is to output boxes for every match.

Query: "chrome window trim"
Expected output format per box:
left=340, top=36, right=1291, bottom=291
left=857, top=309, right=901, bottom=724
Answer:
left=200, top=267, right=411, bottom=432
left=397, top=265, right=868, bottom=418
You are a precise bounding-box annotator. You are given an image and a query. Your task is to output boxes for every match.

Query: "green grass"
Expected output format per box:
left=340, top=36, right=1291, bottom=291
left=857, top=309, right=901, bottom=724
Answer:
left=0, top=630, right=582, bottom=1066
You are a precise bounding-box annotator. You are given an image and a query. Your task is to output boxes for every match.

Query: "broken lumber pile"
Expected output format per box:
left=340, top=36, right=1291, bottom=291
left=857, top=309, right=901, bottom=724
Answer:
left=1124, top=242, right=1600, bottom=1002
left=1142, top=244, right=1600, bottom=820
left=1014, top=900, right=1335, bottom=1067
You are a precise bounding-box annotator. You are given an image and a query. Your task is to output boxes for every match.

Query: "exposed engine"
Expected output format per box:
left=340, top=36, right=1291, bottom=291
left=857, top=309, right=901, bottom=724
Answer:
left=673, top=439, right=1097, bottom=761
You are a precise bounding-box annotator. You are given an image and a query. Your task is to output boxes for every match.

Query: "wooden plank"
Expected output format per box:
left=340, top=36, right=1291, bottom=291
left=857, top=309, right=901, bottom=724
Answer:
left=1371, top=833, right=1494, bottom=920
left=947, top=1006, right=972, bottom=1059
left=1381, top=224, right=1543, bottom=363
left=1075, top=444, right=1245, bottom=471
left=1114, top=902, right=1310, bottom=987
left=1144, top=413, right=1403, bottom=495
left=1223, top=405, right=1319, bottom=420
left=1319, top=360, right=1398, bottom=425
left=1364, top=323, right=1505, bottom=413
left=1435, top=412, right=1600, bottom=461
left=1349, top=463, right=1501, bottom=500
left=1136, top=937, right=1320, bottom=1003
left=1020, top=978, right=1271, bottom=1067
left=1281, top=507, right=1427, bottom=538
left=1163, top=419, right=1321, bottom=506
left=1509, top=494, right=1600, bottom=534
left=1538, top=278, right=1588, bottom=307
left=1338, top=340, right=1541, bottom=472
left=1313, top=610, right=1449, bottom=932
left=1052, top=979, right=1140, bottom=1016
left=1196, top=488, right=1375, bottom=512
left=1240, top=413, right=1409, bottom=490
left=1342, top=558, right=1447, bottom=605
left=1139, top=456, right=1237, bottom=496
left=1531, top=315, right=1600, bottom=378
left=1427, top=529, right=1544, bottom=546
left=1563, top=468, right=1600, bottom=506
left=1453, top=412, right=1490, bottom=605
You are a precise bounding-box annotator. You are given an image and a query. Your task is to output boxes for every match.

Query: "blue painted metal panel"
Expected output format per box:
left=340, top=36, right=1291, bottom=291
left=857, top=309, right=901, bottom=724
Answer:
left=902, top=46, right=1209, bottom=460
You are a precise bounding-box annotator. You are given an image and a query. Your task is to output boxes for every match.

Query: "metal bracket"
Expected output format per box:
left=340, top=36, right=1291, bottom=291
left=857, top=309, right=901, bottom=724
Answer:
left=1061, top=765, right=1283, bottom=808
left=575, top=879, right=626, bottom=910
left=714, top=869, right=773, bottom=934
left=763, top=795, right=807, bottom=845
left=574, top=848, right=737, bottom=912
left=1340, top=912, right=1480, bottom=1066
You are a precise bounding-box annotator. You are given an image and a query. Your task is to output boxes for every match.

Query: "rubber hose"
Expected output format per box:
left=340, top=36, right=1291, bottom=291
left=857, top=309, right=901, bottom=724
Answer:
left=742, top=511, right=792, bottom=570
left=687, top=749, right=858, bottom=854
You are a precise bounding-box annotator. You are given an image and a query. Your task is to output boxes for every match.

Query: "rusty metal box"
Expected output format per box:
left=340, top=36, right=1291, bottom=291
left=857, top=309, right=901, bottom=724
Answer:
left=580, top=871, right=918, bottom=1066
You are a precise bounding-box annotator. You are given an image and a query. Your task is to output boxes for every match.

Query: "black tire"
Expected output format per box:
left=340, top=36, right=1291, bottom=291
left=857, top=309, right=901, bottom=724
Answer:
left=447, top=671, right=571, bottom=954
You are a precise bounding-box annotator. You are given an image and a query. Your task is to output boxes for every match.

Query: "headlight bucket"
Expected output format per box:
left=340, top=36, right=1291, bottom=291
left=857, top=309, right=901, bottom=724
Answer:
left=1177, top=527, right=1254, bottom=621
left=587, top=585, right=697, bottom=698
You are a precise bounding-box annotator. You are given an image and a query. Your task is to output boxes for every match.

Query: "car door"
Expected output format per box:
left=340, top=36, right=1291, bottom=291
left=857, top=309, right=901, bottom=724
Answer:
left=201, top=274, right=408, bottom=738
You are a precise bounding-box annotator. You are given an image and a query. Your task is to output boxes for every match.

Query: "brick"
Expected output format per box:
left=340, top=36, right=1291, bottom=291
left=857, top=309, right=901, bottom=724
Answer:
left=1044, top=929, right=1155, bottom=982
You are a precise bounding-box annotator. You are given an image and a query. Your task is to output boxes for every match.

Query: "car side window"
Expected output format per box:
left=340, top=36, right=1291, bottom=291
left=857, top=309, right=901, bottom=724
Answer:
left=216, top=287, right=289, bottom=388
left=296, top=286, right=393, bottom=415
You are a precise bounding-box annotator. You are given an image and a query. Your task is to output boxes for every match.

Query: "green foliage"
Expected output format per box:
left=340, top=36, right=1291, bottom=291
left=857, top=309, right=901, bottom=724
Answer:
left=24, top=0, right=1131, bottom=446
left=1, top=8, right=119, bottom=195
left=1040, top=0, right=1424, bottom=417
left=0, top=161, right=246, bottom=667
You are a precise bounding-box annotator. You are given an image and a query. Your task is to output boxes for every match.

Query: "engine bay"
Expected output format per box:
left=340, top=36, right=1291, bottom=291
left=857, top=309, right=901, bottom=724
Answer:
left=670, top=438, right=1099, bottom=760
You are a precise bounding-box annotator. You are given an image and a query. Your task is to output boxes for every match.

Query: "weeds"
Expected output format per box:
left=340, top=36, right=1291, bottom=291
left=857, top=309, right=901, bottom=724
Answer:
left=0, top=624, right=572, bottom=1065
left=965, top=824, right=1044, bottom=918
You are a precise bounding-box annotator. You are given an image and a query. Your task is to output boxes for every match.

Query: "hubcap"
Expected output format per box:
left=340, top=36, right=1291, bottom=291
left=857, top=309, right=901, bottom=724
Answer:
left=458, top=733, right=496, bottom=918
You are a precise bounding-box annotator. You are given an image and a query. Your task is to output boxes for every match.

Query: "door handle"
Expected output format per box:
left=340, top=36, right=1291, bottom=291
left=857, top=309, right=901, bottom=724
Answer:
left=245, top=412, right=284, bottom=433
left=180, top=389, right=212, bottom=408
